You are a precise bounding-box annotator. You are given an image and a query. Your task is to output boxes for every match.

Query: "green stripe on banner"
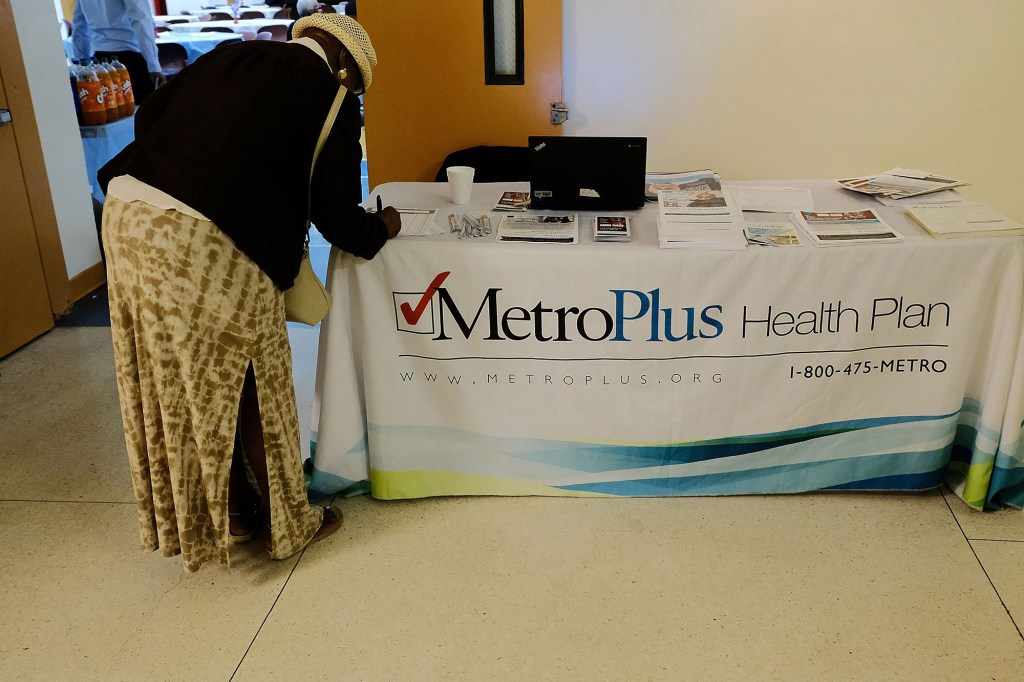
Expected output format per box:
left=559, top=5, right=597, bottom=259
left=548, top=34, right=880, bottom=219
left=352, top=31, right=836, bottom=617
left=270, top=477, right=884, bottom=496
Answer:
left=948, top=459, right=994, bottom=510
left=369, top=468, right=609, bottom=499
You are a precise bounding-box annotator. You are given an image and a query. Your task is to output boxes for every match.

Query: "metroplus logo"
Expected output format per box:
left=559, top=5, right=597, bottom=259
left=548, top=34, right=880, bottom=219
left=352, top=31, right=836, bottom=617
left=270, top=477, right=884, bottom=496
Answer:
left=393, top=271, right=725, bottom=343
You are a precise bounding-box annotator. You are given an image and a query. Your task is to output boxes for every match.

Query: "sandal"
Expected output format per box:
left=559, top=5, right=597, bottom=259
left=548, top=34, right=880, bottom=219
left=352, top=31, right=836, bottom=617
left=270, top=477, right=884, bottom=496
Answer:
left=266, top=503, right=343, bottom=557
left=229, top=497, right=262, bottom=545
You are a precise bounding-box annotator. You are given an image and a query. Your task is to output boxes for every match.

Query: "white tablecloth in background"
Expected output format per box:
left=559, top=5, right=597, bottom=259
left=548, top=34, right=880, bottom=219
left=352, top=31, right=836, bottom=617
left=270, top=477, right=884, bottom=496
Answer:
left=310, top=180, right=1024, bottom=512
left=64, top=33, right=241, bottom=64
left=79, top=116, right=135, bottom=203
left=207, top=5, right=282, bottom=19
left=158, top=32, right=243, bottom=62
left=167, top=18, right=291, bottom=33
left=154, top=14, right=199, bottom=24
left=165, top=0, right=279, bottom=14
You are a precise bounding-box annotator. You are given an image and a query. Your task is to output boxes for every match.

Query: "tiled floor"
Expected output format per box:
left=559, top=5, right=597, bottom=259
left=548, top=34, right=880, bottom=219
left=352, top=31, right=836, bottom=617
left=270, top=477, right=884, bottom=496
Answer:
left=2, top=323, right=1023, bottom=680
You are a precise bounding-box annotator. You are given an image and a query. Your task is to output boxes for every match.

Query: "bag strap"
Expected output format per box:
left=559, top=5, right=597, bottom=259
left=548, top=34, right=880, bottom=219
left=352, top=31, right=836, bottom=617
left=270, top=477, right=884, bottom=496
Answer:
left=305, top=84, right=348, bottom=236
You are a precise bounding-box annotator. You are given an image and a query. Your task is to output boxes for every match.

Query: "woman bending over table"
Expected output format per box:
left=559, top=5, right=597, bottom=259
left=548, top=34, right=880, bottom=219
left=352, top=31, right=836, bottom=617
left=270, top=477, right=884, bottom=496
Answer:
left=98, top=14, right=401, bottom=573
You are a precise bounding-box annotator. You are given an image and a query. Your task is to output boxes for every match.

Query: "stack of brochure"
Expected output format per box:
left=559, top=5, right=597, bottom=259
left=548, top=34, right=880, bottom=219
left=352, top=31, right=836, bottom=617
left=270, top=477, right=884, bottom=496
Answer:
left=905, top=203, right=1024, bottom=239
left=593, top=216, right=632, bottom=242
left=837, top=168, right=967, bottom=201
left=794, top=209, right=903, bottom=246
left=654, top=170, right=745, bottom=250
left=496, top=214, right=579, bottom=244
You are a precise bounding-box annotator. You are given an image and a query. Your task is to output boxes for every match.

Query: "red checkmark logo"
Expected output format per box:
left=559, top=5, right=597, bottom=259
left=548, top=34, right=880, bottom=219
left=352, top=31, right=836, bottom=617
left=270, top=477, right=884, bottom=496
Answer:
left=400, top=271, right=451, bottom=325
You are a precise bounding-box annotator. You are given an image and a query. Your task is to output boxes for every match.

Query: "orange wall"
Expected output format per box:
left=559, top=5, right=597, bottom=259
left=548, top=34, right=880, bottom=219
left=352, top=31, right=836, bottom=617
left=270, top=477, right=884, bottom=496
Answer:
left=359, top=0, right=562, bottom=185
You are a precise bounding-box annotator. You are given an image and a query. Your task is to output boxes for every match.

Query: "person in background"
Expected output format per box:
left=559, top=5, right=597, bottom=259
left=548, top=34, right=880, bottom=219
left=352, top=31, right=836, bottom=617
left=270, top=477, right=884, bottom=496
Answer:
left=72, top=0, right=164, bottom=104
left=96, top=14, right=401, bottom=573
left=286, top=0, right=323, bottom=39
left=292, top=0, right=324, bottom=18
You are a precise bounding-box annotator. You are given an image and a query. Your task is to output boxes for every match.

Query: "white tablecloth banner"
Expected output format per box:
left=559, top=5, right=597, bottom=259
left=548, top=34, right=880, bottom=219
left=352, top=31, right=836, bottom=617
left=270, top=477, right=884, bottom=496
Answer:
left=311, top=182, right=1024, bottom=510
left=167, top=18, right=291, bottom=33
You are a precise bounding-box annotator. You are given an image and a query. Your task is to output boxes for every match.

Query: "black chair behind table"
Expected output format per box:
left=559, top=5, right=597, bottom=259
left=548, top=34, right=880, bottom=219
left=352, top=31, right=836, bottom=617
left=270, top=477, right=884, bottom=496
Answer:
left=258, top=24, right=288, bottom=41
left=213, top=37, right=243, bottom=50
left=273, top=8, right=292, bottom=19
left=165, top=18, right=190, bottom=24
left=240, top=10, right=264, bottom=19
left=206, top=11, right=232, bottom=21
left=157, top=42, right=188, bottom=78
left=202, top=26, right=236, bottom=32
left=433, top=146, right=531, bottom=183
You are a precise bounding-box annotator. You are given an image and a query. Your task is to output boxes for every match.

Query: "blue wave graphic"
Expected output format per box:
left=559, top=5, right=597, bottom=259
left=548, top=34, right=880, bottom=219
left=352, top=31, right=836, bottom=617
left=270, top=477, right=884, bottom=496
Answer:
left=308, top=430, right=370, bottom=497
left=372, top=412, right=956, bottom=474
left=555, top=450, right=950, bottom=496
left=318, top=399, right=1024, bottom=508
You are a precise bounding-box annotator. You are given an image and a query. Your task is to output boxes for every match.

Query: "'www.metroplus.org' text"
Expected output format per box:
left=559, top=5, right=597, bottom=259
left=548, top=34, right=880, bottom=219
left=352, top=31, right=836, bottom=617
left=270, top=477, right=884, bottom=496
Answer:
left=399, top=371, right=723, bottom=387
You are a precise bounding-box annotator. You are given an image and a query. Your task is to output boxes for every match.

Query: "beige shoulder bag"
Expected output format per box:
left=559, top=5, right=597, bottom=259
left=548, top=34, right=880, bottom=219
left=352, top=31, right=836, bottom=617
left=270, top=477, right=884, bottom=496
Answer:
left=283, top=84, right=348, bottom=325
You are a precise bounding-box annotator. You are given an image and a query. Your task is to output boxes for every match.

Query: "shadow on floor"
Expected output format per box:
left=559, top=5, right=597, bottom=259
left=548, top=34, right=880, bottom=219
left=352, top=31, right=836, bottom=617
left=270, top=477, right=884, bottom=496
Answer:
left=57, top=286, right=111, bottom=328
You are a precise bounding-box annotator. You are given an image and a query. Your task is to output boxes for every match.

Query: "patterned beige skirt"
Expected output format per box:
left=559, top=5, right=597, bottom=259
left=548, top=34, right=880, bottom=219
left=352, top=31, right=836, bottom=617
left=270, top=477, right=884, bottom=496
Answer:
left=102, top=196, right=322, bottom=572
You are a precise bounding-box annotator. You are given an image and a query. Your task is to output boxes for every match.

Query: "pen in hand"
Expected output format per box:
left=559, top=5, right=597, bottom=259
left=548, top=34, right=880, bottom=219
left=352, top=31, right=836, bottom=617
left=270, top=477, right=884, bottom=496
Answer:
left=375, top=194, right=401, bottom=238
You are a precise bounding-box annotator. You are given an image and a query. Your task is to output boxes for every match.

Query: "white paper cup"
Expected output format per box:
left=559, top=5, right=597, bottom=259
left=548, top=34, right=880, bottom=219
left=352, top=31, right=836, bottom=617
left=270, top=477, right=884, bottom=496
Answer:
left=446, top=165, right=475, bottom=205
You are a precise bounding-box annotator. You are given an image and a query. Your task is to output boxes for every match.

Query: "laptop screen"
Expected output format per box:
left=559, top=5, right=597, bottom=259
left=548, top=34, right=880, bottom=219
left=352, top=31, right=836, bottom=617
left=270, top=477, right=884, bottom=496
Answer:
left=528, top=136, right=648, bottom=210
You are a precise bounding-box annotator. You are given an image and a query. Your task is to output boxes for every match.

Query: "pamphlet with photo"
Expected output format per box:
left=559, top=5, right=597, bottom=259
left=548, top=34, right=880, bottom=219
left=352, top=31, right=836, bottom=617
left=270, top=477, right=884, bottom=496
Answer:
left=744, top=220, right=805, bottom=247
left=593, top=216, right=632, bottom=242
left=645, top=169, right=717, bottom=201
left=795, top=209, right=903, bottom=246
left=493, top=191, right=531, bottom=212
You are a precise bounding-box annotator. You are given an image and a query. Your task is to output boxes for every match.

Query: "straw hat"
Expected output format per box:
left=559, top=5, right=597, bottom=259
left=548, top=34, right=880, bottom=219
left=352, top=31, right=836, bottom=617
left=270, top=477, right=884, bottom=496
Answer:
left=292, top=14, right=377, bottom=91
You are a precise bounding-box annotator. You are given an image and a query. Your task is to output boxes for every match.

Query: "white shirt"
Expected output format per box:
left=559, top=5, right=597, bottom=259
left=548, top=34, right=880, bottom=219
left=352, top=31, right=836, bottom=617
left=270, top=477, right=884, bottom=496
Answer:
left=107, top=38, right=332, bottom=214
left=72, top=0, right=161, bottom=74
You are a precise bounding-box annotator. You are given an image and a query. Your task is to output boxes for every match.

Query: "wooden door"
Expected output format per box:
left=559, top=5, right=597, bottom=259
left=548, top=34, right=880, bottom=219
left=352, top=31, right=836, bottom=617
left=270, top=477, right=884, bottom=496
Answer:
left=358, top=0, right=563, bottom=185
left=0, top=65, right=54, bottom=358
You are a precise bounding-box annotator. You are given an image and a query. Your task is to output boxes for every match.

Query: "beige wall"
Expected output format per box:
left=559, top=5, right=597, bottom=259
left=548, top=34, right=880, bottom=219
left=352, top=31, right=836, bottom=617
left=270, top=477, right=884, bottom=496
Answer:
left=563, top=0, right=1024, bottom=220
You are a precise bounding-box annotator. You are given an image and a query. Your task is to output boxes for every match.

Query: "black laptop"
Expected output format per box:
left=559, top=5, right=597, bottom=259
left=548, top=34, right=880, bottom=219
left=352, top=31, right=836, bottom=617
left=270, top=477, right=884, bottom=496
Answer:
left=528, top=136, right=647, bottom=210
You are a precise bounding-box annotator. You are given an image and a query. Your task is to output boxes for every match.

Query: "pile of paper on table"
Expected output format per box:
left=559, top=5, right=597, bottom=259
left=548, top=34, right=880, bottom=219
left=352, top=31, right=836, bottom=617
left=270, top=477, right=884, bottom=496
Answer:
left=836, top=168, right=967, bottom=201
left=655, top=170, right=746, bottom=250
left=905, top=203, right=1024, bottom=239
left=794, top=209, right=903, bottom=246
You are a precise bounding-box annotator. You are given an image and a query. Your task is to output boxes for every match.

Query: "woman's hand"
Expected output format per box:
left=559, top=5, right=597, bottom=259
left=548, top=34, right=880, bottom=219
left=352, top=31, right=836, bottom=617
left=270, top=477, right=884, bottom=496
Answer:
left=379, top=206, right=402, bottom=238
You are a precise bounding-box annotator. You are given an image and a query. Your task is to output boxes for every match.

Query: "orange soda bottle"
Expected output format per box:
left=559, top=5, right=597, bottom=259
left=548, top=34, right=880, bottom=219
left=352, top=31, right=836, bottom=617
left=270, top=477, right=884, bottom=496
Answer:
left=111, top=57, right=135, bottom=116
left=92, top=59, right=120, bottom=122
left=78, top=62, right=107, bottom=126
left=101, top=59, right=127, bottom=118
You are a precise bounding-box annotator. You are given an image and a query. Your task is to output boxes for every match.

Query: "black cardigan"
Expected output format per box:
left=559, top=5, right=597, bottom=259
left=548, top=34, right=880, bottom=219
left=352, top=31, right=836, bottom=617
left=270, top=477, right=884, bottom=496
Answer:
left=99, top=40, right=388, bottom=290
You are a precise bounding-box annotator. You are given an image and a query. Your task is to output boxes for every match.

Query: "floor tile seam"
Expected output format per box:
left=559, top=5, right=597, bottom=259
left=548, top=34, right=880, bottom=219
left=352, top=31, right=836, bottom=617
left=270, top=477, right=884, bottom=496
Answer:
left=228, top=554, right=303, bottom=682
left=966, top=537, right=1024, bottom=544
left=966, top=536, right=1024, bottom=643
left=942, top=493, right=1024, bottom=642
left=227, top=494, right=336, bottom=681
